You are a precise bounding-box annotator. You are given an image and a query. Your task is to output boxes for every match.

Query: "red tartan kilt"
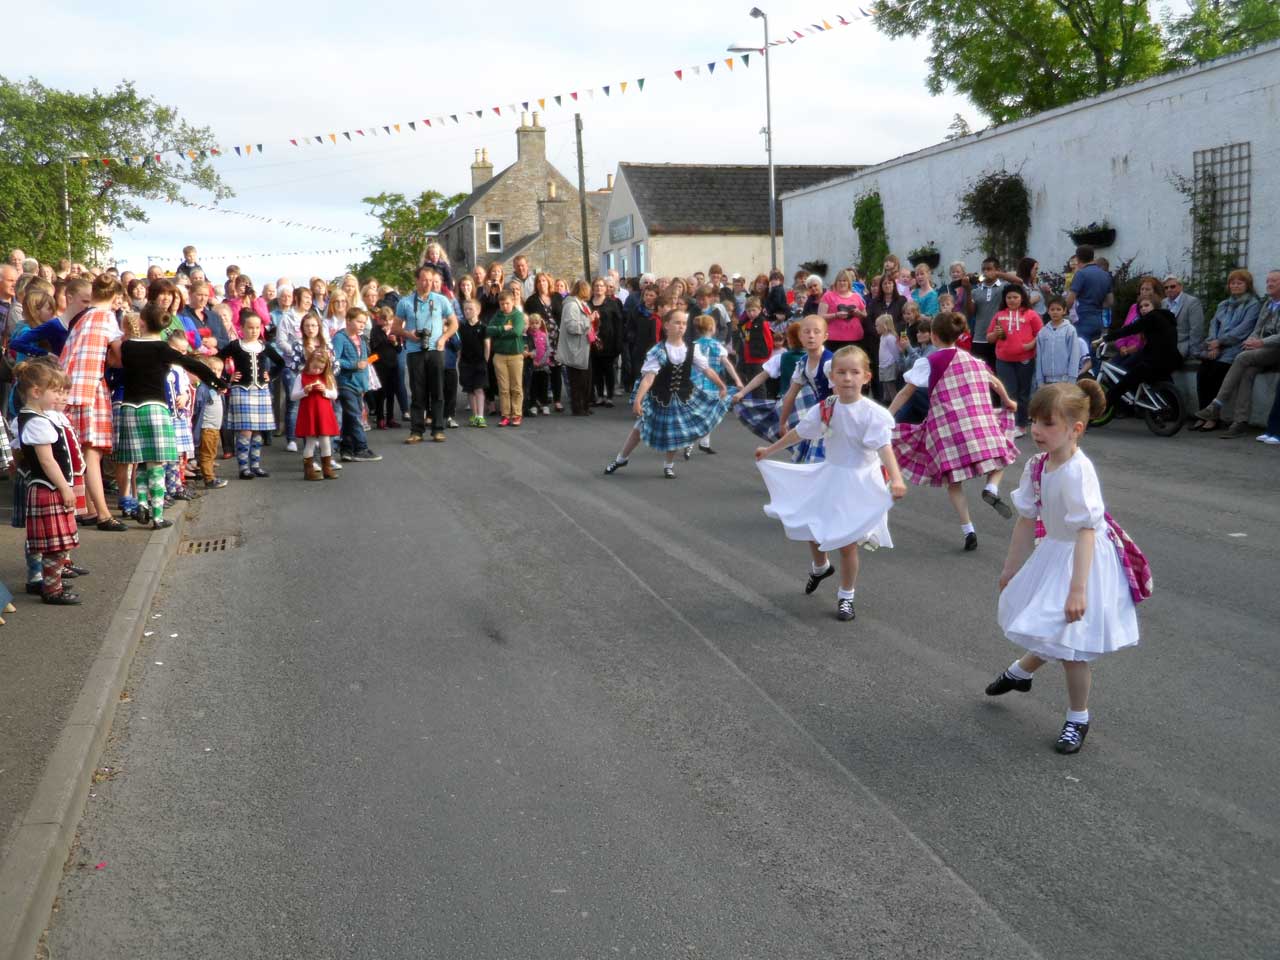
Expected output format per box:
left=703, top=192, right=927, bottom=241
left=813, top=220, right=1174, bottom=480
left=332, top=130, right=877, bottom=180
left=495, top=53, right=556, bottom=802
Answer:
left=26, top=485, right=80, bottom=554
left=67, top=385, right=113, bottom=450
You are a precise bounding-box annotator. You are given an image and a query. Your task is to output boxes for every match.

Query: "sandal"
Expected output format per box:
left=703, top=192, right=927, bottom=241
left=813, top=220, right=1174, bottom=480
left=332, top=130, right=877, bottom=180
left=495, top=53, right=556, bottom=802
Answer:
left=96, top=517, right=128, bottom=532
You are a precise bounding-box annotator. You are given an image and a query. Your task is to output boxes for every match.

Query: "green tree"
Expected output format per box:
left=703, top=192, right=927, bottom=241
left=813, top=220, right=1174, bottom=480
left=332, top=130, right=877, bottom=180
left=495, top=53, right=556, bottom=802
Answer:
left=0, top=77, right=229, bottom=264
left=348, top=190, right=467, bottom=290
left=871, top=1, right=1164, bottom=124
left=1161, top=0, right=1280, bottom=69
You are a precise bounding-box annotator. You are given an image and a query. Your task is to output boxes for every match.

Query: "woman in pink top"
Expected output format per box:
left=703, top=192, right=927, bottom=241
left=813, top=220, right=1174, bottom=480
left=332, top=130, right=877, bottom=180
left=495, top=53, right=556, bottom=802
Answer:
left=987, top=284, right=1043, bottom=435
left=1115, top=275, right=1159, bottom=365
left=817, top=269, right=868, bottom=352
left=227, top=275, right=271, bottom=331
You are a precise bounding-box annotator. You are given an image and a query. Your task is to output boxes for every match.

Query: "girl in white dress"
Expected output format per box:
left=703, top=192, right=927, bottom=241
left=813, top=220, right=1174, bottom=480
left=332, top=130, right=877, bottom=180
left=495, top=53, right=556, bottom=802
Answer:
left=985, top=379, right=1140, bottom=754
left=754, top=346, right=907, bottom=623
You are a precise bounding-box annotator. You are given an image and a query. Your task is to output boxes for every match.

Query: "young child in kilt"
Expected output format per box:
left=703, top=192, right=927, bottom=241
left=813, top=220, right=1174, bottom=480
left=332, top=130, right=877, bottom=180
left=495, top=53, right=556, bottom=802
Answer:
left=687, top=311, right=745, bottom=457
left=14, top=361, right=84, bottom=604
left=192, top=355, right=229, bottom=489
left=603, top=309, right=732, bottom=480
left=887, top=312, right=1020, bottom=552
left=119, top=304, right=226, bottom=528
left=984, top=380, right=1143, bottom=754
left=754, top=346, right=907, bottom=622
left=110, top=312, right=141, bottom=521
left=164, top=329, right=198, bottom=502
left=218, top=311, right=284, bottom=480
left=735, top=314, right=833, bottom=464
left=456, top=299, right=489, bottom=427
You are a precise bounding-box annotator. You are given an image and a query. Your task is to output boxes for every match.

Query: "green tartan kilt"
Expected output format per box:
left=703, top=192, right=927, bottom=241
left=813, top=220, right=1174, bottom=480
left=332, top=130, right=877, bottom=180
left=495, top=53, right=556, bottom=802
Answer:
left=114, top=401, right=178, bottom=464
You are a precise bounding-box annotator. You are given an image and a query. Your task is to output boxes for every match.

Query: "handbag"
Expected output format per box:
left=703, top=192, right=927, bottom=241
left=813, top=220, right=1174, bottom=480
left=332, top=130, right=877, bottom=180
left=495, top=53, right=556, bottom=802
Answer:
left=1029, top=453, right=1152, bottom=603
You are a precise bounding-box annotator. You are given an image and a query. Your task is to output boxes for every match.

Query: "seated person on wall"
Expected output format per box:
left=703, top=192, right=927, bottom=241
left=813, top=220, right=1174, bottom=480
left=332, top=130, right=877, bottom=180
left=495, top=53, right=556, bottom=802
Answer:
left=1191, top=269, right=1262, bottom=431
left=1194, top=269, right=1280, bottom=438
left=1098, top=294, right=1182, bottom=412
left=1160, top=273, right=1205, bottom=361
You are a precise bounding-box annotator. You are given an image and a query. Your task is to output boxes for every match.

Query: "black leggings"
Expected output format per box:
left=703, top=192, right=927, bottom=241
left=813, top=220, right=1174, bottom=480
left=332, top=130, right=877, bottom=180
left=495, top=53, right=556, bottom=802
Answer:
left=592, top=354, right=617, bottom=399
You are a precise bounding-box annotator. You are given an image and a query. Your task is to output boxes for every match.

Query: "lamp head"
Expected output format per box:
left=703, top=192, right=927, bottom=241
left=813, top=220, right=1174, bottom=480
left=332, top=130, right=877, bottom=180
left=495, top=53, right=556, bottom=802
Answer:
left=750, top=6, right=765, bottom=18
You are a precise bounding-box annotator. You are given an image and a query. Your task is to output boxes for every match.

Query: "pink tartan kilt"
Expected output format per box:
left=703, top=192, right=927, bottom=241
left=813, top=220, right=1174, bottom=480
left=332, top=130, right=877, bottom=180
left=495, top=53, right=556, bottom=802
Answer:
left=67, top=384, right=113, bottom=450
left=26, top=485, right=80, bottom=554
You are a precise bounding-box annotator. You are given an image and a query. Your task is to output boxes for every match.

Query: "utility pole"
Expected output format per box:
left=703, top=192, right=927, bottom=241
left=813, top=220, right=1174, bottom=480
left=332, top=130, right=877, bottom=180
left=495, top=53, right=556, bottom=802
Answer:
left=574, top=113, right=592, bottom=280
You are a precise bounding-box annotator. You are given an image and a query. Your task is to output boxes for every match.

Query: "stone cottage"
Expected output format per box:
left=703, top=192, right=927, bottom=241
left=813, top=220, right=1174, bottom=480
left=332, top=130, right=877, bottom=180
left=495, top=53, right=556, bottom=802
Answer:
left=436, top=113, right=601, bottom=281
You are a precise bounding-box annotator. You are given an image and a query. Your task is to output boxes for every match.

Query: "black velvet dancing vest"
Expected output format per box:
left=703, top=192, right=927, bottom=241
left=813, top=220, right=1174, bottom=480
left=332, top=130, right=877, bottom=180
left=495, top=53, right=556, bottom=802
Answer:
left=650, top=347, right=695, bottom=405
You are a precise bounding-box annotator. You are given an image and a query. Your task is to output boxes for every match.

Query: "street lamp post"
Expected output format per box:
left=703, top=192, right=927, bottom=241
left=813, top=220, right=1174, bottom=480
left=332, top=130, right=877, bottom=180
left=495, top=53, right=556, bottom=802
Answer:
left=730, top=7, right=777, bottom=272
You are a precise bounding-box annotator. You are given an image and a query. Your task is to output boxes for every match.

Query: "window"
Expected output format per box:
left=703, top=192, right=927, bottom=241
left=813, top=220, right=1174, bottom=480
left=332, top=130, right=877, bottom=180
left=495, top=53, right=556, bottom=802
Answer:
left=486, top=221, right=504, bottom=253
left=604, top=250, right=615, bottom=273
left=632, top=242, right=647, bottom=275
left=620, top=253, right=629, bottom=278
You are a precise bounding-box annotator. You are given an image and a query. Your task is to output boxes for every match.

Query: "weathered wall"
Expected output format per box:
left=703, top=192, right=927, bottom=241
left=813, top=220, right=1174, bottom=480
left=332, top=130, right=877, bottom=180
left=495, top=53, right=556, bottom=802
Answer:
left=782, top=41, right=1280, bottom=285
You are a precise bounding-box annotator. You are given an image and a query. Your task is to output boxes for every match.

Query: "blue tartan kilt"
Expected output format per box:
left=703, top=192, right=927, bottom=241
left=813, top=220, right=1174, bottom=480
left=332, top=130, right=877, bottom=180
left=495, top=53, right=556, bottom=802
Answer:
left=172, top=413, right=195, bottom=457
left=736, top=383, right=826, bottom=462
left=634, top=386, right=735, bottom=452
left=114, top=401, right=178, bottom=464
left=227, top=385, right=276, bottom=432
left=11, top=471, right=28, bottom=527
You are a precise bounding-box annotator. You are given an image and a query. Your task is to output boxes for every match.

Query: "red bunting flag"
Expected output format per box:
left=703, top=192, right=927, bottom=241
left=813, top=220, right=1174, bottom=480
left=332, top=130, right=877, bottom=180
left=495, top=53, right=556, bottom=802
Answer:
left=675, top=69, right=683, bottom=80
left=570, top=91, right=578, bottom=100
left=290, top=138, right=297, bottom=146
left=493, top=106, right=501, bottom=115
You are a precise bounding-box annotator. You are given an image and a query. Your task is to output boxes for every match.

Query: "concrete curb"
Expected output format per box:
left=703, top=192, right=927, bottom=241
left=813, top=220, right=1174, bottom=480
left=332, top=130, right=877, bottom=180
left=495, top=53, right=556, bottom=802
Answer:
left=0, top=504, right=188, bottom=960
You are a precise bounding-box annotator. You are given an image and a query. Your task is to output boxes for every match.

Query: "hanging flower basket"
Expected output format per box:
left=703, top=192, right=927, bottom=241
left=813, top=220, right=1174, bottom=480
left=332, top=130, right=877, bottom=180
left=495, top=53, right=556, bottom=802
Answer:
left=907, top=251, right=941, bottom=270
left=1067, top=224, right=1116, bottom=248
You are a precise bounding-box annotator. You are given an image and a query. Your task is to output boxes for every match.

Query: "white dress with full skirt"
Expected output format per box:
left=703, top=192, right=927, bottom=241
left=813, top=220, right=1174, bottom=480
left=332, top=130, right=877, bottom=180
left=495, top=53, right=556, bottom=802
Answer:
left=758, top=396, right=895, bottom=552
left=997, top=450, right=1139, bottom=661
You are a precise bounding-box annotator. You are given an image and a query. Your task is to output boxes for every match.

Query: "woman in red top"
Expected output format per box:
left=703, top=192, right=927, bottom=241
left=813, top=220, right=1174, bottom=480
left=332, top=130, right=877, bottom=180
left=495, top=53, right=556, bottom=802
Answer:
left=987, top=284, right=1043, bottom=436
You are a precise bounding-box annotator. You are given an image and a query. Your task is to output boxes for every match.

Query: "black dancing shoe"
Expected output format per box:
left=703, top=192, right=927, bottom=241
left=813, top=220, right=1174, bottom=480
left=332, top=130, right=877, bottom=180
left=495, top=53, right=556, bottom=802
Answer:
left=65, top=563, right=91, bottom=576
left=964, top=531, right=979, bottom=551
left=663, top=465, right=676, bottom=479
left=698, top=443, right=716, bottom=455
left=1054, top=720, right=1090, bottom=754
left=251, top=466, right=270, bottom=478
left=151, top=518, right=174, bottom=530
left=239, top=469, right=255, bottom=480
left=836, top=598, right=856, bottom=621
left=982, top=489, right=1013, bottom=519
left=26, top=581, right=44, bottom=596
left=41, top=591, right=82, bottom=606
left=985, top=671, right=1032, bottom=696
left=683, top=445, right=693, bottom=461
left=604, top=457, right=628, bottom=475
left=804, top=565, right=835, bottom=594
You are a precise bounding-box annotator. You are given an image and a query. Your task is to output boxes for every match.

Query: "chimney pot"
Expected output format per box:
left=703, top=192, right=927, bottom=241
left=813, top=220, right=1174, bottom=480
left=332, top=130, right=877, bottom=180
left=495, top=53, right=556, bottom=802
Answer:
left=606, top=173, right=614, bottom=190
left=482, top=148, right=489, bottom=162
left=532, top=111, right=541, bottom=128
left=521, top=111, right=529, bottom=127
left=548, top=181, right=557, bottom=200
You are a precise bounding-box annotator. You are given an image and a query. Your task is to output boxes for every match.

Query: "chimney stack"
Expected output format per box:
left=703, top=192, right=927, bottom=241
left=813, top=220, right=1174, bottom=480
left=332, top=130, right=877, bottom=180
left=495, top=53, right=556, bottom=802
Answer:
left=548, top=181, right=558, bottom=200
left=516, top=112, right=546, bottom=164
left=471, top=147, right=494, bottom=191
left=606, top=173, right=614, bottom=191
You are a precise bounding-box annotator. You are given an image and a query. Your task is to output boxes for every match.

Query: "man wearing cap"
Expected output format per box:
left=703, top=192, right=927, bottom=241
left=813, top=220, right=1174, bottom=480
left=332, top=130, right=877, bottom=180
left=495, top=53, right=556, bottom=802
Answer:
left=1160, top=274, right=1205, bottom=359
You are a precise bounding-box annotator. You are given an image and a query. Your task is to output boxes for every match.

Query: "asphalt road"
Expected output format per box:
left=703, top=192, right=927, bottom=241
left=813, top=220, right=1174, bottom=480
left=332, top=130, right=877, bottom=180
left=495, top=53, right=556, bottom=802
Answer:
left=42, top=405, right=1280, bottom=959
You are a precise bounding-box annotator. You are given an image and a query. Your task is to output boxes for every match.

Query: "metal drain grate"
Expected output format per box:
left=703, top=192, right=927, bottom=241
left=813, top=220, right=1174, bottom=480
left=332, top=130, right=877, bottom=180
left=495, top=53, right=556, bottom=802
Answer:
left=178, top=536, right=238, bottom=555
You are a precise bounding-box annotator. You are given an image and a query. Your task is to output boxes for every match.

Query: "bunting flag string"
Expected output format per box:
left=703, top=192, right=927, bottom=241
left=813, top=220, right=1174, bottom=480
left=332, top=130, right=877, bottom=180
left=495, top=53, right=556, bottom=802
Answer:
left=147, top=245, right=371, bottom=263
left=73, top=7, right=874, bottom=167
left=167, top=200, right=365, bottom=237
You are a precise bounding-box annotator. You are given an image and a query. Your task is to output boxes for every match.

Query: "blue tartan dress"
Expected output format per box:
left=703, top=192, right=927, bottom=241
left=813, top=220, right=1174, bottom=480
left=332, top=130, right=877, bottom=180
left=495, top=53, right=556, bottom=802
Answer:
left=736, top=349, right=832, bottom=463
left=633, top=343, right=733, bottom=452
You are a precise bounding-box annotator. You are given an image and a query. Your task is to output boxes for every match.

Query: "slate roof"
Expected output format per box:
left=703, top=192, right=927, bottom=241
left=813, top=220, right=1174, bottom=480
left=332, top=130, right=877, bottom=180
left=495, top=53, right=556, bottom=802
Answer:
left=440, top=165, right=513, bottom=229
left=619, top=163, right=865, bottom=235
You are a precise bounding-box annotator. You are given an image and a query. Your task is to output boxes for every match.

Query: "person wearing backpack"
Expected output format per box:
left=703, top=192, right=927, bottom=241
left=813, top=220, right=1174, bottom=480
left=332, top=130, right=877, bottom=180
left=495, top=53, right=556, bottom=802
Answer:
left=984, top=379, right=1147, bottom=755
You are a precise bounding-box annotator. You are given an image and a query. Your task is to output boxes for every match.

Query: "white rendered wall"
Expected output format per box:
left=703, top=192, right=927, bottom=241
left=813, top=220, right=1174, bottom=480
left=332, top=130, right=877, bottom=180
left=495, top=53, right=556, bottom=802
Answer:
left=782, top=41, right=1280, bottom=283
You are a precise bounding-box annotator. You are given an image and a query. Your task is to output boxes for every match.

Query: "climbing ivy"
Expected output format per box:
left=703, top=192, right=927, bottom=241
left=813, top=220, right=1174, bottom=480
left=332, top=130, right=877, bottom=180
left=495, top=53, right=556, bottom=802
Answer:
left=852, top=192, right=890, bottom=280
left=955, top=170, right=1031, bottom=266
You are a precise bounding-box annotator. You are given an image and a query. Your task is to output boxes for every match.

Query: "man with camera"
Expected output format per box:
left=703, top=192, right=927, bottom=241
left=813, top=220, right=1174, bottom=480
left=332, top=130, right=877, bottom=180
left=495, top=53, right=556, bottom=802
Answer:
left=394, top=265, right=457, bottom=444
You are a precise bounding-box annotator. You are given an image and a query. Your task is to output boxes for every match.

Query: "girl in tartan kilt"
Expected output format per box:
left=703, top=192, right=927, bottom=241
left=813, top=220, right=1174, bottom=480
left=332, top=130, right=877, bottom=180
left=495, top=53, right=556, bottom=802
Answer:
left=687, top=311, right=745, bottom=457
left=164, top=329, right=198, bottom=501
left=59, top=274, right=128, bottom=531
left=14, top=361, right=83, bottom=604
left=218, top=312, right=285, bottom=480
left=887, top=312, right=1021, bottom=552
left=735, top=314, right=833, bottom=464
left=118, top=305, right=227, bottom=529
left=604, top=309, right=732, bottom=480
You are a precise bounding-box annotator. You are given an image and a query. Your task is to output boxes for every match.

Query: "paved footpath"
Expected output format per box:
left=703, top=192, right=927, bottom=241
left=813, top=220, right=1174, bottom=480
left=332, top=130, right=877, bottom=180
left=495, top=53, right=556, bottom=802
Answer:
left=11, top=409, right=1280, bottom=959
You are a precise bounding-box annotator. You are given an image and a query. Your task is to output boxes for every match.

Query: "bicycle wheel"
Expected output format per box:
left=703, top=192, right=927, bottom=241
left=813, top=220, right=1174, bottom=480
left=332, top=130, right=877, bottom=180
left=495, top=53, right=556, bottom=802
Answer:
left=1142, top=382, right=1185, bottom=436
left=1090, top=399, right=1117, bottom=428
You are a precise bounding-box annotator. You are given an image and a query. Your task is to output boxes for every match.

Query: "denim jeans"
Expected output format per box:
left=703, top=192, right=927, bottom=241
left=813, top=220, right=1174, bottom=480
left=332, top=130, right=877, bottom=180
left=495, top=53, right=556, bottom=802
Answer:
left=337, top=385, right=368, bottom=454
left=281, top=368, right=300, bottom=441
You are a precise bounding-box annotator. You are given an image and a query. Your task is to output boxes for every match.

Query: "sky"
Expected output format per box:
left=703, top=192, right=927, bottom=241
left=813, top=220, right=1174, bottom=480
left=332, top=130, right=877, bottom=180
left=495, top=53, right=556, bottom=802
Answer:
left=12, top=0, right=979, bottom=285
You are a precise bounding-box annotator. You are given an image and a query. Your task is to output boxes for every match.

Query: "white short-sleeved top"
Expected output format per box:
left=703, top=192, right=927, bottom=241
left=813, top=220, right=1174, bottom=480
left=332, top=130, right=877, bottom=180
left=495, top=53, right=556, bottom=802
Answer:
left=763, top=352, right=784, bottom=378
left=1011, top=450, right=1107, bottom=541
left=641, top=342, right=710, bottom=376
left=795, top=396, right=894, bottom=467
left=19, top=414, right=59, bottom=446
left=903, top=356, right=932, bottom=390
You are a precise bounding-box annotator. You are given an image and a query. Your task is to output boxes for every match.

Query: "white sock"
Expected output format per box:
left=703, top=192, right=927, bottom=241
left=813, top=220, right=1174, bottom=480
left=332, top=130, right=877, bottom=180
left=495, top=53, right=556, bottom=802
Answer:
left=984, top=482, right=999, bottom=497
left=961, top=522, right=976, bottom=535
left=615, top=452, right=628, bottom=463
left=1067, top=709, right=1090, bottom=725
left=837, top=587, right=855, bottom=601
left=698, top=437, right=711, bottom=448
left=811, top=560, right=831, bottom=575
left=1007, top=661, right=1034, bottom=680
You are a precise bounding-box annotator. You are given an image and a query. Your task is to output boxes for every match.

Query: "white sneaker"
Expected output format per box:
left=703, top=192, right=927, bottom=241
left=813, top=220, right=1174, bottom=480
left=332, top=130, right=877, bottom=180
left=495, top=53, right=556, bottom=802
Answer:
left=285, top=440, right=298, bottom=452
left=446, top=417, right=459, bottom=429
left=540, top=405, right=551, bottom=416
left=332, top=460, right=343, bottom=469
left=1258, top=434, right=1280, bottom=445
